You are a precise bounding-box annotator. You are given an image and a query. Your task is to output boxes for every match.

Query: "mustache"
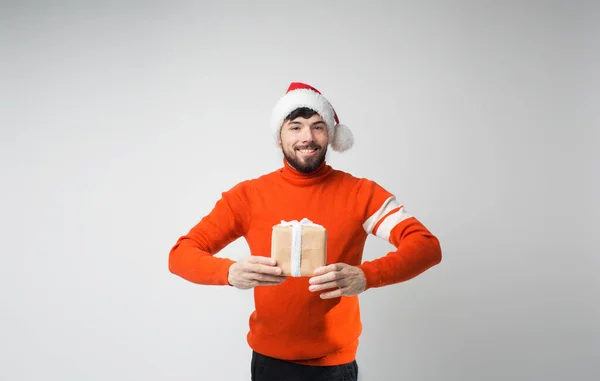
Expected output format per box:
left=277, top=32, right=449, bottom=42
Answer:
left=295, top=144, right=321, bottom=150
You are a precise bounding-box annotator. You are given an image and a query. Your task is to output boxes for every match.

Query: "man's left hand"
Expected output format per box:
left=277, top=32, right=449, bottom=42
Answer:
left=308, top=263, right=366, bottom=299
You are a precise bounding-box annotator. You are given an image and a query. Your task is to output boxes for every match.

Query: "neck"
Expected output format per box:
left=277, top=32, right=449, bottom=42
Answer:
left=279, top=158, right=332, bottom=186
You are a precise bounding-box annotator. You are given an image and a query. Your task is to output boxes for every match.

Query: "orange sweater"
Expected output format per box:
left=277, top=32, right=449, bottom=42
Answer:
left=168, top=159, right=442, bottom=366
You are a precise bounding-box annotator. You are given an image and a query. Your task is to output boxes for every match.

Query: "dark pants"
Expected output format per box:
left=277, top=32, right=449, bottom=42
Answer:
left=251, top=351, right=358, bottom=381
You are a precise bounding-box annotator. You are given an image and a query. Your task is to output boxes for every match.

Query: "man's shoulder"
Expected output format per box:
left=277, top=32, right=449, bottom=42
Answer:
left=222, top=167, right=280, bottom=193
left=330, top=167, right=394, bottom=203
left=244, top=167, right=281, bottom=186
left=330, top=167, right=380, bottom=188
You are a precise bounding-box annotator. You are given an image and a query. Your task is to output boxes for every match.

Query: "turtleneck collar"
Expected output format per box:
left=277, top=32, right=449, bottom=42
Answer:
left=278, top=158, right=333, bottom=186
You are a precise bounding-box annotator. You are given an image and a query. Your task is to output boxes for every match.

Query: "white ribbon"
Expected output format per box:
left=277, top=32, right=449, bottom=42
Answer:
left=279, top=218, right=318, bottom=277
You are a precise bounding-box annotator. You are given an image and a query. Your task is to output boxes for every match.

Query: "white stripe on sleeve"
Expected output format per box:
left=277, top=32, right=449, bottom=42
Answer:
left=373, top=206, right=413, bottom=241
left=362, top=196, right=413, bottom=241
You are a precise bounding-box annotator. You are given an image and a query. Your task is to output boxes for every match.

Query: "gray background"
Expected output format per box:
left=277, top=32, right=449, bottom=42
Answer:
left=1, top=1, right=598, bottom=380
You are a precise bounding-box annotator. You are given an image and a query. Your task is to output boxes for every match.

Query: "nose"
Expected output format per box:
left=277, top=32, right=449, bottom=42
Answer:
left=299, top=126, right=315, bottom=143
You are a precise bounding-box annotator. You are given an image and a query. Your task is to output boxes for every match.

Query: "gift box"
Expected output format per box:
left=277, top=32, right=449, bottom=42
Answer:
left=270, top=218, right=327, bottom=277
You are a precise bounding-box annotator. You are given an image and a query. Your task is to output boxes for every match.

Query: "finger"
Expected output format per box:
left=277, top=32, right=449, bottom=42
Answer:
left=309, top=270, right=341, bottom=285
left=254, top=280, right=286, bottom=287
left=248, top=272, right=287, bottom=283
left=249, top=263, right=284, bottom=276
left=319, top=287, right=345, bottom=299
left=313, top=263, right=341, bottom=276
left=308, top=280, right=342, bottom=292
left=246, top=278, right=286, bottom=288
left=247, top=256, right=277, bottom=266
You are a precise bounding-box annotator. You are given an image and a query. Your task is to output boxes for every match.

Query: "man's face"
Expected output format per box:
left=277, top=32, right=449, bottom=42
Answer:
left=279, top=114, right=329, bottom=174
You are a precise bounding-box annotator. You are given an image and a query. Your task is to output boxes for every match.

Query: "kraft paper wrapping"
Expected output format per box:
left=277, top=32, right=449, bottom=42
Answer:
left=270, top=219, right=327, bottom=277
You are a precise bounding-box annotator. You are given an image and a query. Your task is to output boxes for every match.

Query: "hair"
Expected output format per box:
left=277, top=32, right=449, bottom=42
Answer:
left=284, top=107, right=319, bottom=122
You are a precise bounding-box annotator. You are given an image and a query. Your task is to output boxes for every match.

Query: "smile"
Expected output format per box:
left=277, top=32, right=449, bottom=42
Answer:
left=297, top=148, right=318, bottom=156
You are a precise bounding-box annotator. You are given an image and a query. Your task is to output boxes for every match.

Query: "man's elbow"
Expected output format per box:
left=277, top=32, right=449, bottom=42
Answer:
left=428, top=234, right=442, bottom=266
left=168, top=244, right=182, bottom=276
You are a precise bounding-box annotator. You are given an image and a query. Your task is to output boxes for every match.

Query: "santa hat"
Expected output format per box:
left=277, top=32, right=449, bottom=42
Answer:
left=270, top=82, right=354, bottom=152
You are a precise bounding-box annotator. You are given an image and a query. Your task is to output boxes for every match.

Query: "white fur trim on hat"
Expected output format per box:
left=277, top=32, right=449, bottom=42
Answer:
left=270, top=88, right=336, bottom=141
left=270, top=87, right=354, bottom=152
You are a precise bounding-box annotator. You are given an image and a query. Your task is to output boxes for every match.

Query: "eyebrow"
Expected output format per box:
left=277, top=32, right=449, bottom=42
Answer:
left=288, top=120, right=326, bottom=126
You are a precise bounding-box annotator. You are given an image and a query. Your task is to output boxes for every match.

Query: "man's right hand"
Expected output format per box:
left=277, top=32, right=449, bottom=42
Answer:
left=227, top=256, right=287, bottom=289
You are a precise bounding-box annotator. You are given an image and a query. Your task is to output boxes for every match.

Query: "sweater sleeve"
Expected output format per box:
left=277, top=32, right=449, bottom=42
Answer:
left=168, top=181, right=252, bottom=285
left=356, top=180, right=442, bottom=290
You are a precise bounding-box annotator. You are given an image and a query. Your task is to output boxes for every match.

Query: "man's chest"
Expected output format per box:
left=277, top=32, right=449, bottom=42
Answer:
left=244, top=182, right=367, bottom=258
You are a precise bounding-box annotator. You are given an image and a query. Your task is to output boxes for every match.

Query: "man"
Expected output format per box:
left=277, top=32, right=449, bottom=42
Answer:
left=168, top=82, right=442, bottom=381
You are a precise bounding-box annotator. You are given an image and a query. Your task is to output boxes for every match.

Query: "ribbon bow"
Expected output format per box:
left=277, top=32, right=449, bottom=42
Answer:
left=279, top=218, right=318, bottom=277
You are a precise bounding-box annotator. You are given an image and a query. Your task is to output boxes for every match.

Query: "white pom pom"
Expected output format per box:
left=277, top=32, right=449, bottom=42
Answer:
left=330, top=124, right=354, bottom=152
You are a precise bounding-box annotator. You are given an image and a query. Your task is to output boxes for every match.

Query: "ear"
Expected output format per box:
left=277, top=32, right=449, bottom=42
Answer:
left=274, top=127, right=283, bottom=148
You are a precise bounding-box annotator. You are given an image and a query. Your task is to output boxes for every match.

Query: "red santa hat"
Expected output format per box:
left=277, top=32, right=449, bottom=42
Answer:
left=270, top=82, right=354, bottom=152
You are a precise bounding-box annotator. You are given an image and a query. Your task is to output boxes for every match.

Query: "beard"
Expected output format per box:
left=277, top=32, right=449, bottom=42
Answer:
left=283, top=143, right=327, bottom=174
